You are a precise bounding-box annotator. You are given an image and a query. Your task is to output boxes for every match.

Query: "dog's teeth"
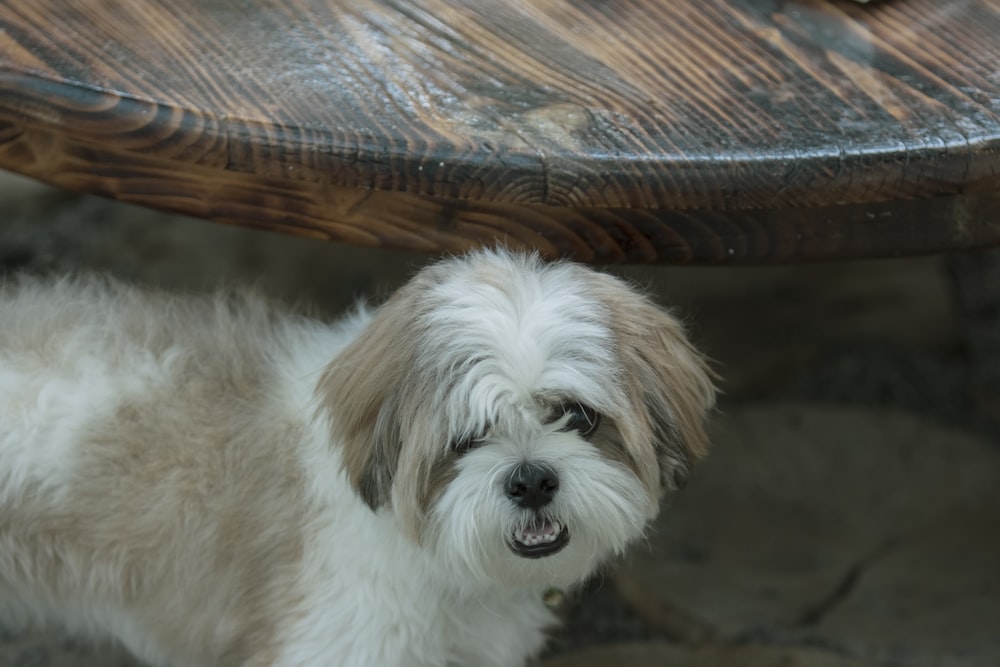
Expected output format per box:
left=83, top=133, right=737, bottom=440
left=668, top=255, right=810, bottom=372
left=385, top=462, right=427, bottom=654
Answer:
left=517, top=520, right=563, bottom=546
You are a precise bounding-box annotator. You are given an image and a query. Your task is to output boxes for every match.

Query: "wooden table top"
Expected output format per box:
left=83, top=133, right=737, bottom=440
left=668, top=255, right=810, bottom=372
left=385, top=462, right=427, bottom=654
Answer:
left=1, top=0, right=998, bottom=263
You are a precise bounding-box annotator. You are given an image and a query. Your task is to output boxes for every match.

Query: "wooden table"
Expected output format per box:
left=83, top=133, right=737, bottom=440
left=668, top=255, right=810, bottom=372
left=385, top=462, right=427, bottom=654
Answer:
left=1, top=0, right=998, bottom=264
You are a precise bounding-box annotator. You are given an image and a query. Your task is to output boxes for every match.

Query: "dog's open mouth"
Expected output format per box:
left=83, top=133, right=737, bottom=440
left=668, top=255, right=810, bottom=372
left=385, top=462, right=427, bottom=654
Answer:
left=510, top=518, right=569, bottom=558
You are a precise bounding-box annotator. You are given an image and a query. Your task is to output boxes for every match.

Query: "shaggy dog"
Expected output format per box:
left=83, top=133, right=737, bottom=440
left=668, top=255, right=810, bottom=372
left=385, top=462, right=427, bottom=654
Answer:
left=0, top=249, right=715, bottom=666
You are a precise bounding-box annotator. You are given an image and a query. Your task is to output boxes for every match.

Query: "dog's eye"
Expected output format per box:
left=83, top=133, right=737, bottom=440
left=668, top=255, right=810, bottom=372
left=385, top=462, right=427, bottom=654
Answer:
left=556, top=403, right=601, bottom=439
left=451, top=434, right=481, bottom=454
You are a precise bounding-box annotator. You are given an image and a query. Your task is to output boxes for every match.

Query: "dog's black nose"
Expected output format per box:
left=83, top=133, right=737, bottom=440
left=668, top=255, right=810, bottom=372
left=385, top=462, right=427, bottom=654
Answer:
left=505, top=462, right=559, bottom=509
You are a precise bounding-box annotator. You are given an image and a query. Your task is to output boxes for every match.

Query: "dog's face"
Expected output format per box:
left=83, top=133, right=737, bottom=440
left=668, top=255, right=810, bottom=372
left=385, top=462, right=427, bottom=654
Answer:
left=319, top=250, right=715, bottom=586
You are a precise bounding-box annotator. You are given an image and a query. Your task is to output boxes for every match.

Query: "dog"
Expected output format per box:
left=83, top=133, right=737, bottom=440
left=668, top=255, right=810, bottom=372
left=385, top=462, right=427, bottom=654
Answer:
left=0, top=248, right=716, bottom=666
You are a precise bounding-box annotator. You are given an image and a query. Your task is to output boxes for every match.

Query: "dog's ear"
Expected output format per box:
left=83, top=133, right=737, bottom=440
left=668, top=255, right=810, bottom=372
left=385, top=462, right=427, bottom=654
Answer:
left=317, top=287, right=420, bottom=512
left=589, top=273, right=717, bottom=494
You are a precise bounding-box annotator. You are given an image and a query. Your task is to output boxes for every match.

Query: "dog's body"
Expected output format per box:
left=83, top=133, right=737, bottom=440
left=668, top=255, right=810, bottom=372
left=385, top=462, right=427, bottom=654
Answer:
left=0, top=250, right=714, bottom=666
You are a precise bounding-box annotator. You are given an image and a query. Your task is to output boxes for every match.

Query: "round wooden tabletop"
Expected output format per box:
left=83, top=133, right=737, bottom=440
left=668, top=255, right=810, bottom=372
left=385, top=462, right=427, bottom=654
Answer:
left=1, top=0, right=998, bottom=263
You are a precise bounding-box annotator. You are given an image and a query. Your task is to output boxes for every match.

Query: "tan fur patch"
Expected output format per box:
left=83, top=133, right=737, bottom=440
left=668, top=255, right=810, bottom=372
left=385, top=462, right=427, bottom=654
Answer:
left=317, top=279, right=424, bottom=514
left=419, top=450, right=461, bottom=517
left=318, top=273, right=451, bottom=538
left=578, top=269, right=717, bottom=496
left=0, top=281, right=311, bottom=665
left=0, top=387, right=308, bottom=665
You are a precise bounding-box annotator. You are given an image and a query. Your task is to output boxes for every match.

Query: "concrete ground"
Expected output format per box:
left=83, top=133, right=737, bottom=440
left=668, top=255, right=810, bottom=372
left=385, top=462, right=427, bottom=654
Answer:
left=0, top=172, right=997, bottom=666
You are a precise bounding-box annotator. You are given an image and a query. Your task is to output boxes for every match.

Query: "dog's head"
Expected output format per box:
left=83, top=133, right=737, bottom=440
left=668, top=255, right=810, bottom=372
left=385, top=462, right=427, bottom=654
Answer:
left=319, top=249, right=716, bottom=586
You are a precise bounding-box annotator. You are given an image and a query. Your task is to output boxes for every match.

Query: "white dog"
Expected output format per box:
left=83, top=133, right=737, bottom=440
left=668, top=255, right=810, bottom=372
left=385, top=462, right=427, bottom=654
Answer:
left=0, top=249, right=715, bottom=667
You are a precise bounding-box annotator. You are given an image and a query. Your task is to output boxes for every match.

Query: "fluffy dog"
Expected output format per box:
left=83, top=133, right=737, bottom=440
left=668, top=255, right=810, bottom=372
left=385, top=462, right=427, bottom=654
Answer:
left=0, top=249, right=715, bottom=666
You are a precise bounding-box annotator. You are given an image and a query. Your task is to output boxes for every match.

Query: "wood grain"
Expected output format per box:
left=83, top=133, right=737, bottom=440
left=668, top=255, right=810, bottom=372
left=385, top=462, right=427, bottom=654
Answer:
left=1, top=0, right=999, bottom=263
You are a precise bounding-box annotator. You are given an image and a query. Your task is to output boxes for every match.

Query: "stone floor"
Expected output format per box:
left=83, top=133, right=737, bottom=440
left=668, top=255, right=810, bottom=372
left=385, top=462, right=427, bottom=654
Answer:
left=0, top=172, right=998, bottom=666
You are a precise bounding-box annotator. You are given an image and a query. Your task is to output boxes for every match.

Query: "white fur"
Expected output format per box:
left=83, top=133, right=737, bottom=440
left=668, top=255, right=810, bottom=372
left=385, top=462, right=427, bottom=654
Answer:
left=0, top=250, right=714, bottom=666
